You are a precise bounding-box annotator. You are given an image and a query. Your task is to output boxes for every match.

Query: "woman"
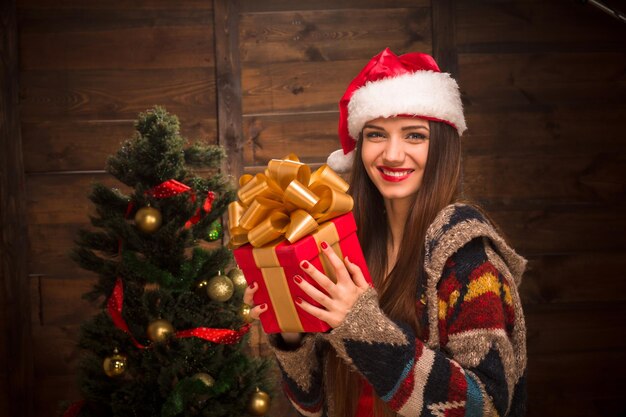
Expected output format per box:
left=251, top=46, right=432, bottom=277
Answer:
left=244, top=48, right=527, bottom=417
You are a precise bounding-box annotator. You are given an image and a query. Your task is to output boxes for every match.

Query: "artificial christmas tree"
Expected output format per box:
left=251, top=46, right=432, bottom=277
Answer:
left=64, top=107, right=271, bottom=417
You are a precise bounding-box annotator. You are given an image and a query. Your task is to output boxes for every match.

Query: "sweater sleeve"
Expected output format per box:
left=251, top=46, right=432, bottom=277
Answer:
left=267, top=333, right=326, bottom=417
left=323, top=238, right=526, bottom=417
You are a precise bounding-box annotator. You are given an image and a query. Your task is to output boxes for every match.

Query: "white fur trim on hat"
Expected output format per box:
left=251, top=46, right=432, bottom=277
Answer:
left=326, top=149, right=355, bottom=173
left=347, top=71, right=467, bottom=138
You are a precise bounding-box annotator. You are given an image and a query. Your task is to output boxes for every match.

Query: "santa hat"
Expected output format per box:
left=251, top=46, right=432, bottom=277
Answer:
left=327, top=48, right=467, bottom=172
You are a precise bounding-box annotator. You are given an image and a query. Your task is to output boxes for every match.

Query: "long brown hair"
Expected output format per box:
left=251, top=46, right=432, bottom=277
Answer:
left=325, top=120, right=462, bottom=417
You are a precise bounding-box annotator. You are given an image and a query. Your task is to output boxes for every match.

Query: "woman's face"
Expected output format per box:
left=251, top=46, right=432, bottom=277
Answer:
left=360, top=116, right=430, bottom=203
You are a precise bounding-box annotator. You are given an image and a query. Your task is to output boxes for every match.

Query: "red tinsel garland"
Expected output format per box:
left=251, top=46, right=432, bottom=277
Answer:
left=127, top=179, right=216, bottom=230
left=107, top=278, right=250, bottom=349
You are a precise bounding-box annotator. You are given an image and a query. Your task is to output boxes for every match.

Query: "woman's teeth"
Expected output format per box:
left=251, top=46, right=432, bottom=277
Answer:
left=381, top=169, right=413, bottom=177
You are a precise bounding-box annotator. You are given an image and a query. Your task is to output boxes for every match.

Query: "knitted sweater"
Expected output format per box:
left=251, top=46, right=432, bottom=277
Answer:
left=269, top=204, right=528, bottom=417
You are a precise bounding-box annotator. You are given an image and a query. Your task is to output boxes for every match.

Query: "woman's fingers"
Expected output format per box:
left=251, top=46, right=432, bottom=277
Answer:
left=294, top=297, right=337, bottom=328
left=299, top=260, right=335, bottom=295
left=319, top=241, right=351, bottom=284
left=248, top=303, right=267, bottom=320
left=243, top=281, right=258, bottom=306
left=344, top=256, right=370, bottom=290
left=293, top=274, right=332, bottom=309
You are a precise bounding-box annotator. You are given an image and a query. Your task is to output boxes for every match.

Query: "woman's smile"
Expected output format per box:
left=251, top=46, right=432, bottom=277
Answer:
left=377, top=166, right=415, bottom=182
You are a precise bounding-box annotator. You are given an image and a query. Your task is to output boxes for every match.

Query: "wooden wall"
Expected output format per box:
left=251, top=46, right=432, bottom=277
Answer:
left=1, top=0, right=624, bottom=416
left=16, top=0, right=219, bottom=415
left=455, top=1, right=626, bottom=415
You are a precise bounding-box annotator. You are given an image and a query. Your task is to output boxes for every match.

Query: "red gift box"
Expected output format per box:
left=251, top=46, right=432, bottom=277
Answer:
left=233, top=212, right=372, bottom=333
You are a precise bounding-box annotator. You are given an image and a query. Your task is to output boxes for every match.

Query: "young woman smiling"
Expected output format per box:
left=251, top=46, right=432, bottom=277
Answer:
left=244, top=48, right=527, bottom=417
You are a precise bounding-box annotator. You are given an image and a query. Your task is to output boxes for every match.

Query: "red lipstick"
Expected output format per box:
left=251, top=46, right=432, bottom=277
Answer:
left=377, top=166, right=414, bottom=182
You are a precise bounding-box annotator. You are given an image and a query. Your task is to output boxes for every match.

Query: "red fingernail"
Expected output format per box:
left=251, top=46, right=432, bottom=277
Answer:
left=293, top=275, right=303, bottom=284
left=301, top=261, right=310, bottom=269
left=249, top=282, right=255, bottom=288
left=261, top=303, right=267, bottom=309
left=321, top=241, right=328, bottom=249
left=295, top=297, right=303, bottom=304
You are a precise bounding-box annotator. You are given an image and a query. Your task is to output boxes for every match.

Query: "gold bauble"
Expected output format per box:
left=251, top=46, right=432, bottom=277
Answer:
left=228, top=268, right=248, bottom=293
left=240, top=303, right=253, bottom=323
left=192, top=372, right=215, bottom=388
left=103, top=348, right=127, bottom=378
left=247, top=388, right=271, bottom=416
left=207, top=274, right=234, bottom=302
left=135, top=206, right=162, bottom=234
left=147, top=319, right=174, bottom=343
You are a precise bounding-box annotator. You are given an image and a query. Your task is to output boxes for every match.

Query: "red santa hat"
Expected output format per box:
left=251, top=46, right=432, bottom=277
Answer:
left=327, top=48, right=467, bottom=172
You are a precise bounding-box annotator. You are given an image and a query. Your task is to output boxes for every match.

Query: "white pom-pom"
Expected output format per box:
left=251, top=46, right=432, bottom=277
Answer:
left=326, top=149, right=355, bottom=173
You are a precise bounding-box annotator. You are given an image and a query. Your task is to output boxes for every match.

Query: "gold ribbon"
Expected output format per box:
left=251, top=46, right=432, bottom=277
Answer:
left=228, top=154, right=353, bottom=248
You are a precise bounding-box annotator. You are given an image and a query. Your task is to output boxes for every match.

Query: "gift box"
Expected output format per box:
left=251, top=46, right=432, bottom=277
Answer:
left=228, top=155, right=372, bottom=333
left=233, top=212, right=372, bottom=333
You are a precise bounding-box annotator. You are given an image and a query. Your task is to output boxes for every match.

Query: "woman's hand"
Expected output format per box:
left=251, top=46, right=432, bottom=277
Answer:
left=243, top=281, right=267, bottom=321
left=294, top=241, right=370, bottom=328
left=243, top=281, right=303, bottom=346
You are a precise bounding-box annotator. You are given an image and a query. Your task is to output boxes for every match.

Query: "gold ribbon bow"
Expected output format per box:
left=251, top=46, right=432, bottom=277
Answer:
left=228, top=154, right=353, bottom=248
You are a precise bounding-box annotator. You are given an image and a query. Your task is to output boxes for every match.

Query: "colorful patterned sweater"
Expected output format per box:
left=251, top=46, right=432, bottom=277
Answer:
left=269, top=204, right=528, bottom=417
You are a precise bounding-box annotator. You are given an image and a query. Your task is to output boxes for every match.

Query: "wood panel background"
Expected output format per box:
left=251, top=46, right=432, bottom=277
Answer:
left=1, top=0, right=624, bottom=416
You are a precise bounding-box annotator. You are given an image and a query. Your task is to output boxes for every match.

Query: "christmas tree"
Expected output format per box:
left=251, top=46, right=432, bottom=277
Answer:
left=66, top=107, right=272, bottom=417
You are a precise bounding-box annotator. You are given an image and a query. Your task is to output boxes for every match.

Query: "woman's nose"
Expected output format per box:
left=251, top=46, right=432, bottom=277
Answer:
left=382, top=137, right=404, bottom=164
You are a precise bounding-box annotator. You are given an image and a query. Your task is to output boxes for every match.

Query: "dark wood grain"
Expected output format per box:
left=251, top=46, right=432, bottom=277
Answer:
left=521, top=253, right=626, bottom=305
left=240, top=0, right=429, bottom=12
left=239, top=8, right=431, bottom=64
left=214, top=0, right=245, bottom=180
left=19, top=68, right=217, bottom=122
left=459, top=53, right=626, bottom=110
left=0, top=1, right=34, bottom=416
left=18, top=0, right=214, bottom=10
left=21, top=118, right=218, bottom=173
left=242, top=112, right=339, bottom=165
left=431, top=0, right=457, bottom=76
left=456, top=1, right=626, bottom=52
left=20, top=21, right=215, bottom=71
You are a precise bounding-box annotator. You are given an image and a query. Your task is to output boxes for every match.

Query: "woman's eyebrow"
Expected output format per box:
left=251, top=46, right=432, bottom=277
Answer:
left=401, top=125, right=429, bottom=131
left=363, top=124, right=384, bottom=130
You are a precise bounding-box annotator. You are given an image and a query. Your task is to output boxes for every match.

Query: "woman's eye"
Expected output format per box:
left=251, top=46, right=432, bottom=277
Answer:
left=365, top=131, right=385, bottom=140
left=406, top=133, right=427, bottom=141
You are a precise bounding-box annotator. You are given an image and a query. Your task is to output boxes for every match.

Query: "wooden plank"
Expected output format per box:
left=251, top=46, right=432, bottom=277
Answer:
left=463, top=108, right=626, bottom=157
left=525, top=303, right=626, bottom=355
left=242, top=112, right=338, bottom=165
left=463, top=152, right=626, bottom=206
left=39, top=277, right=99, bottom=326
left=214, top=0, right=245, bottom=179
left=526, top=394, right=624, bottom=417
left=21, top=118, right=217, bottom=173
left=19, top=68, right=217, bottom=122
left=240, top=0, right=429, bottom=12
left=18, top=7, right=213, bottom=33
left=32, top=325, right=82, bottom=376
left=18, top=0, right=213, bottom=10
left=527, top=350, right=626, bottom=397
left=0, top=1, right=34, bottom=416
left=239, top=8, right=431, bottom=64
left=431, top=0, right=457, bottom=76
left=20, top=22, right=215, bottom=71
left=28, top=223, right=101, bottom=278
left=242, top=60, right=362, bottom=114
left=26, top=173, right=125, bottom=226
left=521, top=253, right=626, bottom=305
left=456, top=1, right=626, bottom=51
left=458, top=53, right=626, bottom=110
left=34, top=375, right=81, bottom=417
left=486, top=206, right=626, bottom=255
